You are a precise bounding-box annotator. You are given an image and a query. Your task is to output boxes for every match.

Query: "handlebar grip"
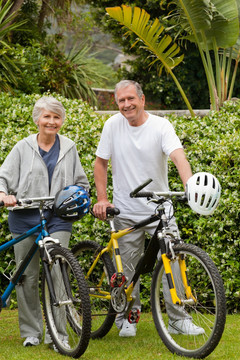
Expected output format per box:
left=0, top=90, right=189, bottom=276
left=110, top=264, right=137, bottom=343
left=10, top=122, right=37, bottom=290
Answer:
left=130, top=178, right=153, bottom=198
left=90, top=207, right=120, bottom=218
left=106, top=207, right=120, bottom=216
left=133, top=191, right=153, bottom=198
left=0, top=201, right=4, bottom=207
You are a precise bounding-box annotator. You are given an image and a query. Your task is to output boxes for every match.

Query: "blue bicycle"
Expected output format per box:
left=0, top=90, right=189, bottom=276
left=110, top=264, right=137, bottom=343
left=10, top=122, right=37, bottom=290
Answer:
left=0, top=196, right=91, bottom=358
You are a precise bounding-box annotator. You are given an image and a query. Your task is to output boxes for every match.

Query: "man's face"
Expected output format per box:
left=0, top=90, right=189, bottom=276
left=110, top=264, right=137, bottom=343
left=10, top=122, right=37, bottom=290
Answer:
left=116, top=85, right=145, bottom=126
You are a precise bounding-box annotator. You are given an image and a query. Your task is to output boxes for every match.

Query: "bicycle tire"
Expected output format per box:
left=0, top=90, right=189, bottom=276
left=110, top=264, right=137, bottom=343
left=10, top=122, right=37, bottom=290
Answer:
left=151, top=242, right=226, bottom=359
left=72, top=240, right=116, bottom=339
left=41, top=245, right=91, bottom=358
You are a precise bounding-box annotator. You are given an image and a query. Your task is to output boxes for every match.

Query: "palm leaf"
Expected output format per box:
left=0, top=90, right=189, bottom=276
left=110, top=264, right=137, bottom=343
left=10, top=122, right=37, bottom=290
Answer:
left=106, top=5, right=194, bottom=116
left=0, top=0, right=27, bottom=92
left=175, top=0, right=239, bottom=50
left=0, top=0, right=26, bottom=38
left=106, top=5, right=184, bottom=74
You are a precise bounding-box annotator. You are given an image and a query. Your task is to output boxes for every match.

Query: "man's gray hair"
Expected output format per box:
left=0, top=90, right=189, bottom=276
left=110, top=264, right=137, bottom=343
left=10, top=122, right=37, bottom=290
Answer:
left=114, top=80, right=144, bottom=103
left=32, top=96, right=66, bottom=124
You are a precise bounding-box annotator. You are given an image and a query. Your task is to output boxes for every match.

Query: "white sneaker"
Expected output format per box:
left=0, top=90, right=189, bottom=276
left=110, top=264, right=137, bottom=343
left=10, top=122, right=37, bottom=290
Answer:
left=168, top=319, right=205, bottom=335
left=23, top=336, right=40, bottom=346
left=119, top=319, right=137, bottom=337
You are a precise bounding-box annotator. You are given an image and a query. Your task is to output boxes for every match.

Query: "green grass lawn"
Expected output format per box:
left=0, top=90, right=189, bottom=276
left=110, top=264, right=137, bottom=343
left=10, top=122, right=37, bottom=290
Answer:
left=0, top=310, right=239, bottom=360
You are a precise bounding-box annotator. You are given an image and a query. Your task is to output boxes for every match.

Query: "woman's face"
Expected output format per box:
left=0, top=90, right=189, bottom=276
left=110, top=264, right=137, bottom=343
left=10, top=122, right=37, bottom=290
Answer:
left=36, top=109, right=63, bottom=137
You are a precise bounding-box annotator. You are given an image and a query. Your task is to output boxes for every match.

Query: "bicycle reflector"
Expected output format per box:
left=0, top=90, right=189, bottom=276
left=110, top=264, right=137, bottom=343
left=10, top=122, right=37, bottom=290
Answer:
left=186, top=172, right=221, bottom=215
left=54, top=185, right=91, bottom=222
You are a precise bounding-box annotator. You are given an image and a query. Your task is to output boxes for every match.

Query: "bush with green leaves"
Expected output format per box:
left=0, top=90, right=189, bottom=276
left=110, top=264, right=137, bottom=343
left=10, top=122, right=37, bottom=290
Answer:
left=0, top=92, right=239, bottom=312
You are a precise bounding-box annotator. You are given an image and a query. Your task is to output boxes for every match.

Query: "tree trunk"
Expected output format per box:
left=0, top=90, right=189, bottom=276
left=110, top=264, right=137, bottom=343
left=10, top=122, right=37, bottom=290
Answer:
left=38, top=0, right=51, bottom=30
left=4, top=0, right=25, bottom=18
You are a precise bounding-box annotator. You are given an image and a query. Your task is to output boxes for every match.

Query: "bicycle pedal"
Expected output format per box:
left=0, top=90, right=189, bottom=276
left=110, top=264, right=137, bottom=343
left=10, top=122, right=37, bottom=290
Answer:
left=110, top=272, right=126, bottom=288
left=128, top=309, right=140, bottom=324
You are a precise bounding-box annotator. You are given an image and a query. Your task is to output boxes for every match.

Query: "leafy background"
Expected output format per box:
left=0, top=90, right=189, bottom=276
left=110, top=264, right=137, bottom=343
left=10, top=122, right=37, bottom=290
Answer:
left=0, top=93, right=239, bottom=312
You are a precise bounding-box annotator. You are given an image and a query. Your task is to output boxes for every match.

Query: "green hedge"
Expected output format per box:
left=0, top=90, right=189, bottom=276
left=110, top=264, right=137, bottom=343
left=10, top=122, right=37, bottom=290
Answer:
left=0, top=93, right=239, bottom=312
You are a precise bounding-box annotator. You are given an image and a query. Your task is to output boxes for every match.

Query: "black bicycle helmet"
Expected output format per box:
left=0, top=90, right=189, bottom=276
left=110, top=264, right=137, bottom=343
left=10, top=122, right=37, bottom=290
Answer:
left=54, top=185, right=91, bottom=222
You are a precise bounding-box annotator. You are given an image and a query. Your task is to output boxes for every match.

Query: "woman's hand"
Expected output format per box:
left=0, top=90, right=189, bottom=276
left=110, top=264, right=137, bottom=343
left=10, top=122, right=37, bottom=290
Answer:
left=0, top=193, right=17, bottom=207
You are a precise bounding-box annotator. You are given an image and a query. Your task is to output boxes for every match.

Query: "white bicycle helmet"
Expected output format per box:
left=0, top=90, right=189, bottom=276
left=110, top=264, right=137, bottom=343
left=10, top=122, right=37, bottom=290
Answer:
left=186, top=172, right=221, bottom=215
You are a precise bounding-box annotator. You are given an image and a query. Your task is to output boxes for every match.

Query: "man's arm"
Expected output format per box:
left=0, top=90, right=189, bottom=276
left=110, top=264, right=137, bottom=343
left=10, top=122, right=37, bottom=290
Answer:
left=169, top=148, right=192, bottom=188
left=93, top=156, right=113, bottom=220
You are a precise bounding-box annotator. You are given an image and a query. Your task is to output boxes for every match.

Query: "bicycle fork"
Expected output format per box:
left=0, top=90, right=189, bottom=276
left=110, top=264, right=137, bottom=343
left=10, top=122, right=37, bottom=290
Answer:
left=159, top=233, right=197, bottom=306
left=40, top=238, right=72, bottom=307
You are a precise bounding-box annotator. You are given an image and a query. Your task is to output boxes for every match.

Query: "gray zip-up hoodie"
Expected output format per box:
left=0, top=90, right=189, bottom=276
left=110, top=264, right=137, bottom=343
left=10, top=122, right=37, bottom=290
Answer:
left=0, top=134, right=89, bottom=199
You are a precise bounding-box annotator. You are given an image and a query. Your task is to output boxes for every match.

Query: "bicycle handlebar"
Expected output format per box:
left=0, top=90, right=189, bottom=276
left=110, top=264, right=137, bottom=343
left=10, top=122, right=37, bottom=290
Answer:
left=0, top=197, right=55, bottom=210
left=130, top=179, right=186, bottom=200
left=130, top=178, right=153, bottom=198
left=17, top=197, right=55, bottom=204
left=132, top=191, right=154, bottom=198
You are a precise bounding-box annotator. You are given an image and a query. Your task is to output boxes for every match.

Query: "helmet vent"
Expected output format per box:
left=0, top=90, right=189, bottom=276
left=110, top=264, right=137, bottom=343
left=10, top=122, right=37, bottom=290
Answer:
left=200, top=194, right=205, bottom=206
left=212, top=177, right=216, bottom=188
left=204, top=174, right=208, bottom=186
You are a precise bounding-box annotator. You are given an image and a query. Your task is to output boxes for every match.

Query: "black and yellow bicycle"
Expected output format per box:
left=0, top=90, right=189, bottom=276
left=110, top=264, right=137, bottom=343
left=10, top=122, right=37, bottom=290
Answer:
left=72, top=176, right=226, bottom=359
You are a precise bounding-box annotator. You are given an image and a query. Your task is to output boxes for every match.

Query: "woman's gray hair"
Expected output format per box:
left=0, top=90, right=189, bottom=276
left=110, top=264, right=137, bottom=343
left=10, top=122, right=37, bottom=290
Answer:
left=32, top=96, right=66, bottom=124
left=114, top=80, right=144, bottom=103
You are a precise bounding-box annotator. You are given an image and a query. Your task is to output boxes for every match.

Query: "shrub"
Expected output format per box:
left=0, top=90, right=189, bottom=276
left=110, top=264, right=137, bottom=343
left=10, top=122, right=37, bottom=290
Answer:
left=0, top=93, right=239, bottom=312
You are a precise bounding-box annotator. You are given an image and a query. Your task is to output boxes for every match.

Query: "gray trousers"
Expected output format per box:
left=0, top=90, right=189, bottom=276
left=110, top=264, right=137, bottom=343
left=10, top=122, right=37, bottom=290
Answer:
left=13, top=231, right=71, bottom=341
left=114, top=217, right=190, bottom=329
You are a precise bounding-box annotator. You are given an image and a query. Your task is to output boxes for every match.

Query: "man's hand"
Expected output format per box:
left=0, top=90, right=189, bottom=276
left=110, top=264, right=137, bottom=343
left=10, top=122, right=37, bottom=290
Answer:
left=93, top=200, right=114, bottom=221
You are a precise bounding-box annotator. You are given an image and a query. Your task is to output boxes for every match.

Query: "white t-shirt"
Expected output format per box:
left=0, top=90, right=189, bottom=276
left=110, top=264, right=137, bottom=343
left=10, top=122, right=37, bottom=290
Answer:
left=96, top=113, right=182, bottom=220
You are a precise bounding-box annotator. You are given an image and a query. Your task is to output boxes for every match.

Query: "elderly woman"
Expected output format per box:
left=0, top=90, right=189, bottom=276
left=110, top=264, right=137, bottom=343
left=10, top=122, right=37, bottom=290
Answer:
left=0, top=96, right=89, bottom=348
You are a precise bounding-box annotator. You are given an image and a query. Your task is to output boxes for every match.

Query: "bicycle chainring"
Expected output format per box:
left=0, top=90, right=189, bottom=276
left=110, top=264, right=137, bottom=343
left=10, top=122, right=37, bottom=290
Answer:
left=111, top=287, right=127, bottom=313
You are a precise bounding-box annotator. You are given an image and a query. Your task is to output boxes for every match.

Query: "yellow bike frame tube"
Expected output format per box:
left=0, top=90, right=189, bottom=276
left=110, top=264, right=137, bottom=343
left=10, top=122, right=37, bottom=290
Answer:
left=125, top=282, right=134, bottom=302
left=161, top=253, right=182, bottom=305
left=179, top=256, right=197, bottom=303
left=111, top=228, right=134, bottom=273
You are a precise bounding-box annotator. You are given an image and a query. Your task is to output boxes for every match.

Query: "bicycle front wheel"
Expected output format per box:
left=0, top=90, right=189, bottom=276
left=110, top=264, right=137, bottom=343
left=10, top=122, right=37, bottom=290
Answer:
left=151, top=243, right=226, bottom=359
left=42, top=245, right=91, bottom=358
left=72, top=240, right=116, bottom=339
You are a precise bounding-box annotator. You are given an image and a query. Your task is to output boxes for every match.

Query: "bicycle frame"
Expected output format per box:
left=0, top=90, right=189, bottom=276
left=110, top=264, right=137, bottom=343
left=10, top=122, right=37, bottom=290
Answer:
left=0, top=199, right=56, bottom=308
left=86, top=204, right=196, bottom=312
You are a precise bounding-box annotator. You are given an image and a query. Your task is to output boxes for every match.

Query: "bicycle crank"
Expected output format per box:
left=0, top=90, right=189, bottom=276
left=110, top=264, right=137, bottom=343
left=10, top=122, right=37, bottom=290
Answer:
left=111, top=287, right=127, bottom=313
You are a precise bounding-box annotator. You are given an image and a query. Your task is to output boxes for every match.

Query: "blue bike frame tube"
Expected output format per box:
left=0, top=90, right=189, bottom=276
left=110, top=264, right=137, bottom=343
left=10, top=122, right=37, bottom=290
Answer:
left=1, top=219, right=49, bottom=307
left=0, top=223, right=43, bottom=252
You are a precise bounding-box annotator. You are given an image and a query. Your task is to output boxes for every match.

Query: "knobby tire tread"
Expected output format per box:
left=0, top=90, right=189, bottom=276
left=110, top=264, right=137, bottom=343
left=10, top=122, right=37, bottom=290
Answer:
left=72, top=240, right=117, bottom=339
left=42, top=245, right=91, bottom=358
left=151, top=242, right=226, bottom=359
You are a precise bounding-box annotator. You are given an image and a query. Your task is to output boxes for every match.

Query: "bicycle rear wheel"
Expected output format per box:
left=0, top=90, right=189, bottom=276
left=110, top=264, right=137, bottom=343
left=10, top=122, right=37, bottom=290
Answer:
left=151, top=243, right=226, bottom=359
left=42, top=245, right=91, bottom=358
left=72, top=240, right=116, bottom=339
